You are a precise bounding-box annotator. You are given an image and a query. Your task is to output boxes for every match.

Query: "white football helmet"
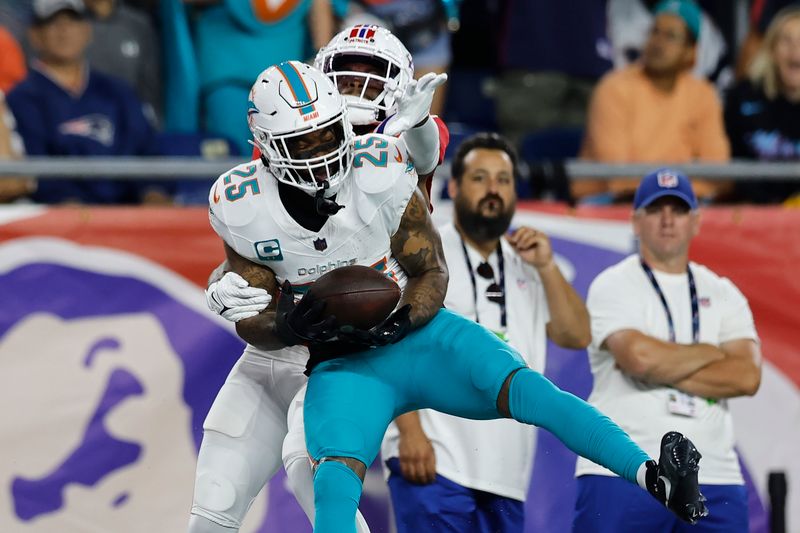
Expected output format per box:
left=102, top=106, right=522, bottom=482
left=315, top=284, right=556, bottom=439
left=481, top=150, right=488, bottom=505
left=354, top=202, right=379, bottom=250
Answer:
left=248, top=61, right=354, bottom=197
left=314, top=25, right=414, bottom=127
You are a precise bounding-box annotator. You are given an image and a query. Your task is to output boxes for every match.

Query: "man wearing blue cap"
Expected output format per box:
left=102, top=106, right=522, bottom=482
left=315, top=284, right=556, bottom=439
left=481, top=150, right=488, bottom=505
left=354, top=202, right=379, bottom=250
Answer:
left=573, top=168, right=762, bottom=532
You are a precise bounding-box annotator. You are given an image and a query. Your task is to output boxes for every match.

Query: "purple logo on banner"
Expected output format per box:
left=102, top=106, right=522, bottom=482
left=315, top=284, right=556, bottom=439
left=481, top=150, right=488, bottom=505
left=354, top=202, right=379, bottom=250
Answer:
left=0, top=238, right=767, bottom=533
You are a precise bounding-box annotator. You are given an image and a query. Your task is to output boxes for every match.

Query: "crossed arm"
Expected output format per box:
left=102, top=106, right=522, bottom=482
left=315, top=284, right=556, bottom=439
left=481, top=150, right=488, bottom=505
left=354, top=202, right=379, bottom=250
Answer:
left=605, top=330, right=762, bottom=398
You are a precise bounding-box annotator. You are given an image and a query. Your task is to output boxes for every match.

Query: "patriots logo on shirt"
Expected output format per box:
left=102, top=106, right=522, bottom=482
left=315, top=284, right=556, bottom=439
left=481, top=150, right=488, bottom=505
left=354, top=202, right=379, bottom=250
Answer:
left=58, top=114, right=115, bottom=147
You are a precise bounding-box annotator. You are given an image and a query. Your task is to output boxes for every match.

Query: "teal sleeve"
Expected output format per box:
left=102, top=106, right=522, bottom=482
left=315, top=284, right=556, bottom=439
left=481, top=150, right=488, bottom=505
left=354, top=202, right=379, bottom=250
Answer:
left=509, top=369, right=649, bottom=483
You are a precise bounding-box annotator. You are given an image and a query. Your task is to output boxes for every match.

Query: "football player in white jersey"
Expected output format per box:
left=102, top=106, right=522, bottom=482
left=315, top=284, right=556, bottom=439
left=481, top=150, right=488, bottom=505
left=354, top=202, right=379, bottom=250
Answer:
left=194, top=26, right=447, bottom=533
left=188, top=54, right=442, bottom=532
left=194, top=61, right=709, bottom=533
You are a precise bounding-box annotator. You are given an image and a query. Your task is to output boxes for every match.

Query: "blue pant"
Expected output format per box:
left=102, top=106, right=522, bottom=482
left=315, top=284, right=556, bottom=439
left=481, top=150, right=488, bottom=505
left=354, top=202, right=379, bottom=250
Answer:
left=386, top=458, right=524, bottom=533
left=573, top=475, right=749, bottom=533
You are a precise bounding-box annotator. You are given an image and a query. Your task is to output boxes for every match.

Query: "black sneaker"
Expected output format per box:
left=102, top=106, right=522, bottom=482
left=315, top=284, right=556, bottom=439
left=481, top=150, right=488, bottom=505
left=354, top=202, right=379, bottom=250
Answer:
left=645, top=431, right=709, bottom=524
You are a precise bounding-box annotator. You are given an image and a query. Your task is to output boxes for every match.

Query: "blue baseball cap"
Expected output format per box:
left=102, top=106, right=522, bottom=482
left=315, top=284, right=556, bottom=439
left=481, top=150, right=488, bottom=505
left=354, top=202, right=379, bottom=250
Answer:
left=654, top=0, right=702, bottom=40
left=633, top=168, right=698, bottom=210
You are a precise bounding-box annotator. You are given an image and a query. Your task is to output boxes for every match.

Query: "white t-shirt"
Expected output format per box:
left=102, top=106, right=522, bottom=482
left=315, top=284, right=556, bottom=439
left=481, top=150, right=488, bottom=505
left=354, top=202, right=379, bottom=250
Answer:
left=575, top=254, right=758, bottom=484
left=381, top=223, right=550, bottom=501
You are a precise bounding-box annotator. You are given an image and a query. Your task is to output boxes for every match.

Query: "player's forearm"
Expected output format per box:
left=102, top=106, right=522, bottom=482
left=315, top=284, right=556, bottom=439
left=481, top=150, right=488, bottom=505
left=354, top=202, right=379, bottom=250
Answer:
left=673, top=357, right=761, bottom=398
left=235, top=312, right=286, bottom=351
left=628, top=341, right=725, bottom=385
left=538, top=262, right=591, bottom=349
left=401, top=268, right=447, bottom=328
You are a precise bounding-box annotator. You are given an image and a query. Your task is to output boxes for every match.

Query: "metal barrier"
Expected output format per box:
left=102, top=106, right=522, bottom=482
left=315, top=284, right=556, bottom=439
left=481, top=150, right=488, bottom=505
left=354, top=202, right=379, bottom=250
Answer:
left=0, top=157, right=800, bottom=180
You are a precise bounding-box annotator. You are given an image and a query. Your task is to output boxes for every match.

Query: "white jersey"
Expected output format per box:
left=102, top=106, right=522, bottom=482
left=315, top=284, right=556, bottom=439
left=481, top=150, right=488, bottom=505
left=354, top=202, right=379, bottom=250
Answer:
left=381, top=223, right=550, bottom=501
left=575, top=254, right=759, bottom=484
left=208, top=134, right=418, bottom=364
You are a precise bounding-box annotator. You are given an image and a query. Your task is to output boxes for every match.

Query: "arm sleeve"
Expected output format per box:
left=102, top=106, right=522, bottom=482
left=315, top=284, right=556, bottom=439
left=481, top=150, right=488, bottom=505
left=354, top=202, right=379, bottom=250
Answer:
left=717, top=278, right=759, bottom=343
left=401, top=116, right=441, bottom=175
left=5, top=90, right=48, bottom=155
left=510, top=369, right=650, bottom=483
left=694, top=83, right=731, bottom=161
left=587, top=268, right=646, bottom=350
left=581, top=75, right=630, bottom=161
left=433, top=115, right=449, bottom=165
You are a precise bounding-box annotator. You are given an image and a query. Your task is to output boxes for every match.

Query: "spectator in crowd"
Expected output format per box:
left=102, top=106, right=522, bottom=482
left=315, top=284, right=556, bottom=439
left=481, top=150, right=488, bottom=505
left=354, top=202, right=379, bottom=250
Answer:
left=725, top=5, right=800, bottom=203
left=0, top=92, right=32, bottom=202
left=735, top=0, right=797, bottom=79
left=6, top=0, right=164, bottom=204
left=345, top=0, right=452, bottom=117
left=84, top=0, right=162, bottom=125
left=578, top=0, right=730, bottom=203
left=608, top=0, right=732, bottom=88
left=381, top=132, right=590, bottom=532
left=0, top=24, right=26, bottom=93
left=574, top=168, right=761, bottom=532
left=492, top=0, right=614, bottom=146
left=164, top=0, right=338, bottom=156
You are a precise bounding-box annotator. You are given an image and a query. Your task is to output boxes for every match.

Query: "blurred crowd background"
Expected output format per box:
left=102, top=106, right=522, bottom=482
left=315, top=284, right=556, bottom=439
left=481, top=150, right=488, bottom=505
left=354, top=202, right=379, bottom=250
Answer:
left=0, top=0, right=799, bottom=207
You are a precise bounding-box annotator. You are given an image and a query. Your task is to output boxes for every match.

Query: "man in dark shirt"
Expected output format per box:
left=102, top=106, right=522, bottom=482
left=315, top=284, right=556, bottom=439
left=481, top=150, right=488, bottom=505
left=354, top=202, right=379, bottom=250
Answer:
left=7, top=0, right=163, bottom=204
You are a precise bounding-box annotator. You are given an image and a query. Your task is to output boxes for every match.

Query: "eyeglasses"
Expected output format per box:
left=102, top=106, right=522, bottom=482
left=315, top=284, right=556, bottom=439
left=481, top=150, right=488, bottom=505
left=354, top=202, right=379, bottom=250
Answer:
left=476, top=262, right=505, bottom=305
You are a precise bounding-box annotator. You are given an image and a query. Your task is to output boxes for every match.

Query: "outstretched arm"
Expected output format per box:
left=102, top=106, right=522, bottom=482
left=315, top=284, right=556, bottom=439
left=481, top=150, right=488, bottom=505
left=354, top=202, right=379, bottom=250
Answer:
left=390, top=188, right=449, bottom=328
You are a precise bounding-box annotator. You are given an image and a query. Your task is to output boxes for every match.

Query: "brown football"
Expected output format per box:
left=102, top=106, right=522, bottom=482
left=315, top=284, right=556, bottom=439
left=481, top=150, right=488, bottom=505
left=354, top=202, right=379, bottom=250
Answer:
left=307, top=265, right=401, bottom=330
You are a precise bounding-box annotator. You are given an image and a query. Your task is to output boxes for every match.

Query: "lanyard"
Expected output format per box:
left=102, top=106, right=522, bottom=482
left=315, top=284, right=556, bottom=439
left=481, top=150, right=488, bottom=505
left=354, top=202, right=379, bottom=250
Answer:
left=640, top=260, right=699, bottom=343
left=460, top=237, right=506, bottom=329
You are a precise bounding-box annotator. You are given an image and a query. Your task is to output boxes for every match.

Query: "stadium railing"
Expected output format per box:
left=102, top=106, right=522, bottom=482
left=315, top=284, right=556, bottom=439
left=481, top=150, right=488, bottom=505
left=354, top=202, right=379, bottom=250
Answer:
left=0, top=158, right=799, bottom=180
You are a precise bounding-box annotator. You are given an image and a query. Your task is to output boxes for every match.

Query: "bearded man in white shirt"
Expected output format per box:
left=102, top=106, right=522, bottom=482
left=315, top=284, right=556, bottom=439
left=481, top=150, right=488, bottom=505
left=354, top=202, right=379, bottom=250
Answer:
left=573, top=168, right=762, bottom=532
left=381, top=132, right=591, bottom=532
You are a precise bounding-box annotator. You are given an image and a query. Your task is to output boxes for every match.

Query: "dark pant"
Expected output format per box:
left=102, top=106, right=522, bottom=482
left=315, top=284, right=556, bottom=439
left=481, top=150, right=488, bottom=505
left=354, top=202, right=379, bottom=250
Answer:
left=573, top=474, right=748, bottom=533
left=387, top=458, right=524, bottom=533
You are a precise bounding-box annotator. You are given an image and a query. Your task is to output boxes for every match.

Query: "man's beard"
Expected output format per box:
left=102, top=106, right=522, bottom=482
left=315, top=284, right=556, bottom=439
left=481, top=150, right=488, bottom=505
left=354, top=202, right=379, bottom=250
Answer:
left=455, top=194, right=515, bottom=242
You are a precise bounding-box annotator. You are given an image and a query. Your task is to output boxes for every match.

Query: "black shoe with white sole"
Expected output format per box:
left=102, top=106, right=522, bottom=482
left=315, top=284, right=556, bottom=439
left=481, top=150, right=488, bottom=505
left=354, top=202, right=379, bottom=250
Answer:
left=645, top=431, right=709, bottom=524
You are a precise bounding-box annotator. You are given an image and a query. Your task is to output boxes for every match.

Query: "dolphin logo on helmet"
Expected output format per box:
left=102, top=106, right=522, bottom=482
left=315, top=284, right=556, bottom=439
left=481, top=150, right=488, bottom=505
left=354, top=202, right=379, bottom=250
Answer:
left=248, top=61, right=355, bottom=199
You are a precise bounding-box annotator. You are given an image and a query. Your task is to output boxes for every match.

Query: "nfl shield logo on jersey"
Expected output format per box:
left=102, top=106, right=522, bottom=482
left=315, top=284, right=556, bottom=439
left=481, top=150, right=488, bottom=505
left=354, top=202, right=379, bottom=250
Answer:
left=314, top=238, right=327, bottom=251
left=657, top=171, right=679, bottom=188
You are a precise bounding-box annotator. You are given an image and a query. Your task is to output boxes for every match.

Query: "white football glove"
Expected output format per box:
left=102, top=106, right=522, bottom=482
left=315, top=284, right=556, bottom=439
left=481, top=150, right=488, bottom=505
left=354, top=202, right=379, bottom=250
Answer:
left=382, top=72, right=448, bottom=137
left=206, top=272, right=272, bottom=322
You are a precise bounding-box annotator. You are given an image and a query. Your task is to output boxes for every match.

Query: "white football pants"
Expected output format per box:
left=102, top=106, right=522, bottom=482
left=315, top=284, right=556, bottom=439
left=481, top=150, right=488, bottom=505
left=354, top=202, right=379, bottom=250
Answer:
left=188, top=350, right=369, bottom=532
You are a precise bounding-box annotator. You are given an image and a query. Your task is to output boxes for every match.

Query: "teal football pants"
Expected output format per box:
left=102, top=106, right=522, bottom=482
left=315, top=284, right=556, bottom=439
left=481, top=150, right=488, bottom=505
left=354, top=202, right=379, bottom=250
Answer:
left=304, top=309, right=650, bottom=533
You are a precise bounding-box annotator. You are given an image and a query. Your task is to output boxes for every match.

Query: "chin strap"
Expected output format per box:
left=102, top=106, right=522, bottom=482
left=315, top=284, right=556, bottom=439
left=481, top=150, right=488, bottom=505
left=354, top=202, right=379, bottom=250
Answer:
left=314, top=181, right=344, bottom=216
